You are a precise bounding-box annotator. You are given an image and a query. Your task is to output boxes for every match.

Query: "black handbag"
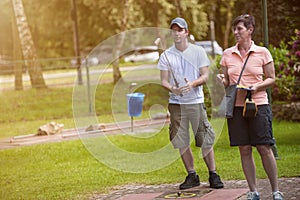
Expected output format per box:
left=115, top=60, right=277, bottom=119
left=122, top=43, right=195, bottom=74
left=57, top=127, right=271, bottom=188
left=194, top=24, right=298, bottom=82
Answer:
left=224, top=85, right=238, bottom=118
left=243, top=90, right=258, bottom=117
left=224, top=52, right=252, bottom=118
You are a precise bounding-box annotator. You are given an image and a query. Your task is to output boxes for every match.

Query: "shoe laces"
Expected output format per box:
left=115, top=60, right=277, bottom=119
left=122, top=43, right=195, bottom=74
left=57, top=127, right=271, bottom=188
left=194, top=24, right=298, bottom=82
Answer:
left=247, top=191, right=260, bottom=200
left=273, top=191, right=284, bottom=200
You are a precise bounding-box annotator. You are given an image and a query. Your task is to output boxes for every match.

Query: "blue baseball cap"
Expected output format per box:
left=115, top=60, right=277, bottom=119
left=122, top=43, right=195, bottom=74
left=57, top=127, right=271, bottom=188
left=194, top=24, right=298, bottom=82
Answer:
left=170, top=17, right=188, bottom=30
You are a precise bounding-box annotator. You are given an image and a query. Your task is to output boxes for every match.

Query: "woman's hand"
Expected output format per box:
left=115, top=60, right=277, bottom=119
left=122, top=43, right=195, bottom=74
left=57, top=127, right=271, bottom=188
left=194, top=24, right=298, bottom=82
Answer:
left=217, top=74, right=226, bottom=85
left=248, top=85, right=258, bottom=94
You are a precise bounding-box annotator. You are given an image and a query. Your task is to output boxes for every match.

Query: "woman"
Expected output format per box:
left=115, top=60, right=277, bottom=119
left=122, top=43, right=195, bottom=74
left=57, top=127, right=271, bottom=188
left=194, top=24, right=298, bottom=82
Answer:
left=219, top=14, right=284, bottom=200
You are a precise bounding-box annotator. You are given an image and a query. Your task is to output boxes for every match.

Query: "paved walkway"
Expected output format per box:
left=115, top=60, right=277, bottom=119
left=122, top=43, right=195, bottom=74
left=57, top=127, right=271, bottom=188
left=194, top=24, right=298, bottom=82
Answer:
left=90, top=177, right=299, bottom=200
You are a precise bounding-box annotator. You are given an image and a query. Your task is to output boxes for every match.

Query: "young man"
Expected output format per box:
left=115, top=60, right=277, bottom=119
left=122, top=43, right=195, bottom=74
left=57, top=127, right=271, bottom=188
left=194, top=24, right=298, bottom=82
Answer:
left=157, top=17, right=224, bottom=190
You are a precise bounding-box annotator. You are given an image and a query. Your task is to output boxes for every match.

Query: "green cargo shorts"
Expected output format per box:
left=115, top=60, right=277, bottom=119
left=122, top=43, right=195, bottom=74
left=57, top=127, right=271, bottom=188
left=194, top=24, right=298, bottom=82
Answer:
left=168, top=103, right=215, bottom=149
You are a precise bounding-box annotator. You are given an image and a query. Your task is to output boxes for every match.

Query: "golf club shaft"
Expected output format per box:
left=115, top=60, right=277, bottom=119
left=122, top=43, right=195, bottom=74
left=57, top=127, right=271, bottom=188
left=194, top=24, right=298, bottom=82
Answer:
left=163, top=52, right=183, bottom=97
left=163, top=52, right=179, bottom=88
left=155, top=37, right=183, bottom=97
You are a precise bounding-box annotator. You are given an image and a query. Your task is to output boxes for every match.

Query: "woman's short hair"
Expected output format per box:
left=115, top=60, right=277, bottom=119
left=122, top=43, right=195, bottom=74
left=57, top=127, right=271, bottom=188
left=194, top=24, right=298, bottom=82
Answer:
left=232, top=14, right=255, bottom=34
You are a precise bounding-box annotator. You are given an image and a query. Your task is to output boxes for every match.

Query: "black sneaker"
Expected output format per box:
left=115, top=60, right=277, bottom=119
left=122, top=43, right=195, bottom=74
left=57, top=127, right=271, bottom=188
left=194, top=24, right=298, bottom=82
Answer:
left=179, top=174, right=200, bottom=190
left=209, top=173, right=224, bottom=189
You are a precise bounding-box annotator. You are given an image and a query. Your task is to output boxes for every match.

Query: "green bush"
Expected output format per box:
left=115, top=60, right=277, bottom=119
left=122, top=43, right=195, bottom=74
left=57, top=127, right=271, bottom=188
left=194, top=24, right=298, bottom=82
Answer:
left=270, top=29, right=300, bottom=102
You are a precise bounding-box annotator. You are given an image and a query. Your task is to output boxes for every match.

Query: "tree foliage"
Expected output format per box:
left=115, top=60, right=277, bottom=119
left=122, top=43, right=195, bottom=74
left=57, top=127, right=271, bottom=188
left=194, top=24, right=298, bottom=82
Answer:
left=0, top=1, right=13, bottom=56
left=270, top=30, right=300, bottom=102
left=230, top=0, right=299, bottom=47
left=0, top=0, right=298, bottom=62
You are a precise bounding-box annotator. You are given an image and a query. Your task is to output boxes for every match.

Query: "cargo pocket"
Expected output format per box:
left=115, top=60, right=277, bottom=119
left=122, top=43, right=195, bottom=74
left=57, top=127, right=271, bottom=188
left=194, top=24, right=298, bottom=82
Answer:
left=202, top=121, right=215, bottom=148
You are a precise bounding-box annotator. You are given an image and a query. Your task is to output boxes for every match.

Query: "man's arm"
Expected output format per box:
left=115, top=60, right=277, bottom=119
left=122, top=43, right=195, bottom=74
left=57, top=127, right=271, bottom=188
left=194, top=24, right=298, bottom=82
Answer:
left=160, top=70, right=182, bottom=95
left=191, top=66, right=209, bottom=87
left=180, top=66, right=209, bottom=94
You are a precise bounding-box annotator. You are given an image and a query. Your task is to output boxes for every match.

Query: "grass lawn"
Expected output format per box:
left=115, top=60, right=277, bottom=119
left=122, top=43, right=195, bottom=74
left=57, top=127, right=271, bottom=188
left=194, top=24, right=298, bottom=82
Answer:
left=0, top=120, right=299, bottom=200
left=0, top=82, right=299, bottom=199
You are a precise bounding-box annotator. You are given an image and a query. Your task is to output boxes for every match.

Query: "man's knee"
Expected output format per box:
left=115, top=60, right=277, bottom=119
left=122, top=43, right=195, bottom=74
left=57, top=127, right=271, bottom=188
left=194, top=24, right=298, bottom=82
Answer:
left=201, top=147, right=213, bottom=158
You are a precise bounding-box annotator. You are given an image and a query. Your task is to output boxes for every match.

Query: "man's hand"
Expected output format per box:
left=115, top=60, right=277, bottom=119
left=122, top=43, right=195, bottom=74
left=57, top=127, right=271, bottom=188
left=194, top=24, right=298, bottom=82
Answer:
left=180, top=78, right=192, bottom=94
left=171, top=86, right=183, bottom=95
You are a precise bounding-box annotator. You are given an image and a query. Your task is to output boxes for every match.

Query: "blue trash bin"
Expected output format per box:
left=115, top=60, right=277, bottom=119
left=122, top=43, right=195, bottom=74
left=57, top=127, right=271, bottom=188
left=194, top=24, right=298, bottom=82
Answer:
left=127, top=93, right=145, bottom=117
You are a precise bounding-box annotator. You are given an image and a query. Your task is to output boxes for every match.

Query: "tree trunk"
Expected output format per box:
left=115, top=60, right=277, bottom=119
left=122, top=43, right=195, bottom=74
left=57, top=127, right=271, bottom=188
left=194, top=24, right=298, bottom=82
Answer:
left=112, top=0, right=129, bottom=84
left=175, top=0, right=184, bottom=17
left=112, top=34, right=123, bottom=84
left=112, top=60, right=122, bottom=84
left=12, top=0, right=46, bottom=89
left=11, top=0, right=23, bottom=90
left=71, top=0, right=83, bottom=85
left=223, top=0, right=235, bottom=49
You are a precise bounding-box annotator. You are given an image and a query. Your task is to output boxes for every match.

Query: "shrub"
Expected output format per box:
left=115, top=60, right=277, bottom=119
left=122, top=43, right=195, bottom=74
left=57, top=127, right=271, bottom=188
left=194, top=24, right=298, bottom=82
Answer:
left=270, top=29, right=300, bottom=102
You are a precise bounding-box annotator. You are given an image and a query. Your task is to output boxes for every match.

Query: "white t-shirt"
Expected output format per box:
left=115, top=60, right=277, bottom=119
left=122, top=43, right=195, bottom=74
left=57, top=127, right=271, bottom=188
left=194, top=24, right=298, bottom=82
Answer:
left=157, top=43, right=210, bottom=104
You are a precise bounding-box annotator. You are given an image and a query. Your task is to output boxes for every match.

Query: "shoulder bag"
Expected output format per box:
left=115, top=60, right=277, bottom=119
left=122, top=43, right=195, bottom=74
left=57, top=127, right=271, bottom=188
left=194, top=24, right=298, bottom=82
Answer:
left=223, top=52, right=252, bottom=118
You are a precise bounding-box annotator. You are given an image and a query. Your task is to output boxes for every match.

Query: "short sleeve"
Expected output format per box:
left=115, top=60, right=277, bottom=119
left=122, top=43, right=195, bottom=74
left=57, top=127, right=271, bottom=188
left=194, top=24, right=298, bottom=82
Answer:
left=262, top=47, right=273, bottom=65
left=157, top=52, right=168, bottom=71
left=219, top=50, right=229, bottom=67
